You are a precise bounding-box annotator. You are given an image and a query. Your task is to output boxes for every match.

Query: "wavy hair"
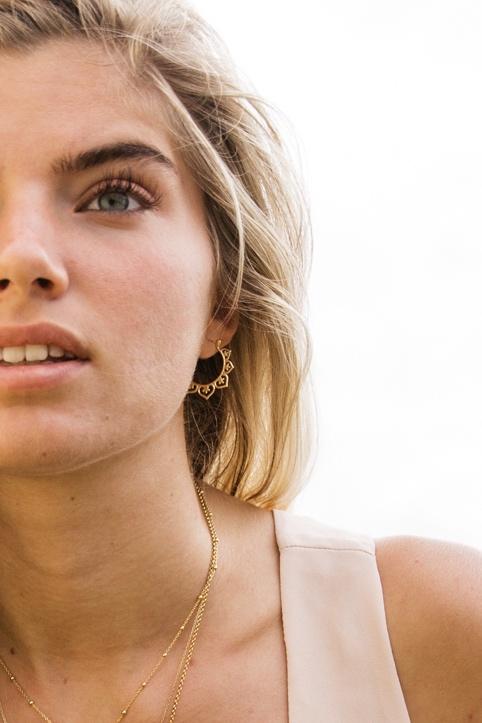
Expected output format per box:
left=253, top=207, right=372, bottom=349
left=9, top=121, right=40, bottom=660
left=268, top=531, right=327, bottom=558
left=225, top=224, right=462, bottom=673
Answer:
left=0, top=0, right=317, bottom=509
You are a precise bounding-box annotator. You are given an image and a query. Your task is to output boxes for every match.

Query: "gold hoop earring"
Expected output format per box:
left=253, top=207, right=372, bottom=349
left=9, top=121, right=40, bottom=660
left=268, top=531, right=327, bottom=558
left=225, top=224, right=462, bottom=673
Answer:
left=188, top=339, right=234, bottom=400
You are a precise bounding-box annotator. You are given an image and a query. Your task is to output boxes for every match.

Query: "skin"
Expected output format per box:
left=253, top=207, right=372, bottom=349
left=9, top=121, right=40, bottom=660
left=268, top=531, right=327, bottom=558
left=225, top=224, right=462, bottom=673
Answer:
left=0, top=39, right=288, bottom=722
left=1, top=34, right=480, bottom=723
left=376, top=536, right=482, bottom=723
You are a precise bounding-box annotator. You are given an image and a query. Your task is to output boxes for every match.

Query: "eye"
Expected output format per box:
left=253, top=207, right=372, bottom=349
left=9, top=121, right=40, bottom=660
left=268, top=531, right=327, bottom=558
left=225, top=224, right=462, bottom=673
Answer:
left=78, top=171, right=163, bottom=215
left=85, top=186, right=143, bottom=213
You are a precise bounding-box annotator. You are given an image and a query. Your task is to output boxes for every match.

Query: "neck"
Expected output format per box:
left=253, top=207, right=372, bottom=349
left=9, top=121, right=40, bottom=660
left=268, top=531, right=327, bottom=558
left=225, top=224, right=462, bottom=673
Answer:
left=0, top=419, right=215, bottom=683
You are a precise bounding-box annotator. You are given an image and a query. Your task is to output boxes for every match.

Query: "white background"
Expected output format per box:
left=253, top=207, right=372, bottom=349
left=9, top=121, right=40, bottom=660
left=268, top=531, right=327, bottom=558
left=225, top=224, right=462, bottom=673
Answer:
left=192, top=1, right=482, bottom=549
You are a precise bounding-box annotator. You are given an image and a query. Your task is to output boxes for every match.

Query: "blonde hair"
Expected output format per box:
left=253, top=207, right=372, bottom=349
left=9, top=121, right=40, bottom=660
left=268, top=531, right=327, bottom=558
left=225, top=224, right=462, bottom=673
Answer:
left=0, top=0, right=317, bottom=509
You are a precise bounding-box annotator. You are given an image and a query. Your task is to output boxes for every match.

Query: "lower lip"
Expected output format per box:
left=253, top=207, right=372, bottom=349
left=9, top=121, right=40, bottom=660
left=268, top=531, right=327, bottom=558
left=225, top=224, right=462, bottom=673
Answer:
left=0, top=360, right=90, bottom=392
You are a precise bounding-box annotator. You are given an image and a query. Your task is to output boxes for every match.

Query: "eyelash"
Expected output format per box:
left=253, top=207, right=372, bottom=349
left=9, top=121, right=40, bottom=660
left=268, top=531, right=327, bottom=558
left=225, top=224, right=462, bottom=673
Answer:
left=79, top=168, right=164, bottom=215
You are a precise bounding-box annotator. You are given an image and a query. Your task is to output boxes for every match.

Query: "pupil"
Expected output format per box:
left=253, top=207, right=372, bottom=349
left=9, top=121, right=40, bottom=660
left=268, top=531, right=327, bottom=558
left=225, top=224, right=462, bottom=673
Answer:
left=100, top=192, right=129, bottom=211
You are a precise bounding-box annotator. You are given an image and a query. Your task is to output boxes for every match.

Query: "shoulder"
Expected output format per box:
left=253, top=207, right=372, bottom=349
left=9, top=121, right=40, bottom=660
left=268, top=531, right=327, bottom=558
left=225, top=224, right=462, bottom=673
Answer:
left=375, top=534, right=482, bottom=723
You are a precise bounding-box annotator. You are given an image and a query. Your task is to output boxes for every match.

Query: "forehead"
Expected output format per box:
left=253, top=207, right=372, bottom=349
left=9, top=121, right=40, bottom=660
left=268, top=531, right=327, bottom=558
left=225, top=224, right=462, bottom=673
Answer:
left=0, top=38, right=177, bottom=172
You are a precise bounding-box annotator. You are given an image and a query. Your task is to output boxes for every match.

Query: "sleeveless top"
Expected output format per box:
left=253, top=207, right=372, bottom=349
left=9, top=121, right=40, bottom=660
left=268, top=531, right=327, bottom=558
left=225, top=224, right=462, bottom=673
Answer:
left=272, top=508, right=411, bottom=722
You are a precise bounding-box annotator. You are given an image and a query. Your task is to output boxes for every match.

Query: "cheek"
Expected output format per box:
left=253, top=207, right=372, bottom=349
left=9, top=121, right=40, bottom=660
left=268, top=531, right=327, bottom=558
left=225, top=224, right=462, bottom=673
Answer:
left=88, top=237, right=214, bottom=412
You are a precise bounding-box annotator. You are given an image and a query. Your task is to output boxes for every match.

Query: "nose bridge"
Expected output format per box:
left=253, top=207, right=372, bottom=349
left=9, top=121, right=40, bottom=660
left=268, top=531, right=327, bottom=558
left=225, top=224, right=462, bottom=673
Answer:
left=0, top=182, right=69, bottom=300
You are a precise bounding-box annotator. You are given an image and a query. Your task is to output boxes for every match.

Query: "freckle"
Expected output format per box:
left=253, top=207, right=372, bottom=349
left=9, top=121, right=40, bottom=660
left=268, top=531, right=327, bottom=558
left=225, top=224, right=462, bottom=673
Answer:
left=70, top=496, right=75, bottom=501
left=9, top=648, right=15, bottom=655
left=63, top=677, right=68, bottom=685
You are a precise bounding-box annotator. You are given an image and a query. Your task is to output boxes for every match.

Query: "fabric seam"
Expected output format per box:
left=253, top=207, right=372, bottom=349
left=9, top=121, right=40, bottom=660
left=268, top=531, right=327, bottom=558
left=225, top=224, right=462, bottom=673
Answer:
left=280, top=544, right=374, bottom=556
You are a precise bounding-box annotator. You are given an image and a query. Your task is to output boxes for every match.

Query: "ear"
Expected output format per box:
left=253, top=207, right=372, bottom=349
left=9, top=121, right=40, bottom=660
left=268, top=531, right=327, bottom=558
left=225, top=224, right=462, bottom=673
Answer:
left=199, top=311, right=239, bottom=359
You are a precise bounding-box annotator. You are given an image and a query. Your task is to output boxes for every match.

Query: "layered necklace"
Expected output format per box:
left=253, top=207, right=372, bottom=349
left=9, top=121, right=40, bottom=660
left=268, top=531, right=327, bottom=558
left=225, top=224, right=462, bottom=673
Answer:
left=0, top=480, right=218, bottom=722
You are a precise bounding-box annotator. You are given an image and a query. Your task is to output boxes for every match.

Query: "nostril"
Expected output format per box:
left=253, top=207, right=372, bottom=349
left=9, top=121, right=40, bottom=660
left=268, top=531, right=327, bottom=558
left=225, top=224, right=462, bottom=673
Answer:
left=37, top=278, right=53, bottom=290
left=0, top=279, right=54, bottom=290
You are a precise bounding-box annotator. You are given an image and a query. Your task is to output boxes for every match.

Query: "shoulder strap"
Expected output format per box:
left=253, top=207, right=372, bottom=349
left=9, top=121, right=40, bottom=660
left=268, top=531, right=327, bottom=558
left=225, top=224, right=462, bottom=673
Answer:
left=273, top=509, right=411, bottom=723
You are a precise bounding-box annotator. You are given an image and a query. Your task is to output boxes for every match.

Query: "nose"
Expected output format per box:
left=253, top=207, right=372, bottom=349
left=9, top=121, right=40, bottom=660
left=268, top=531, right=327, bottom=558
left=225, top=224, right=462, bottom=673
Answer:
left=0, top=240, right=69, bottom=304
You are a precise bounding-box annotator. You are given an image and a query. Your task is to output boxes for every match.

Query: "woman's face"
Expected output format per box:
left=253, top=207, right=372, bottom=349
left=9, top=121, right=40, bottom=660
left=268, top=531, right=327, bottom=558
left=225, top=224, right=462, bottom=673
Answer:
left=0, top=39, right=217, bottom=474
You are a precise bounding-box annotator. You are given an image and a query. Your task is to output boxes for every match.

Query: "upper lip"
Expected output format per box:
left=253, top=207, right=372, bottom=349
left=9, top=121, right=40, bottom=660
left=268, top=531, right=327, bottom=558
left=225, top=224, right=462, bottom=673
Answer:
left=0, top=323, right=90, bottom=360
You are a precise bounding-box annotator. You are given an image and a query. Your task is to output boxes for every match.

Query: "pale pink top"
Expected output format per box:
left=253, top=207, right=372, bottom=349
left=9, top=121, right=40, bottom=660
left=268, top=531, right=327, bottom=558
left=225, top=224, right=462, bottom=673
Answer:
left=272, top=509, right=411, bottom=722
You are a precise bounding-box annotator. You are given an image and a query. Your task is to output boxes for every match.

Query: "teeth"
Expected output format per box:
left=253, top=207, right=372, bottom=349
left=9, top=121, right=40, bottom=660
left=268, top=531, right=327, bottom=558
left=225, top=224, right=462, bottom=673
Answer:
left=26, top=345, right=49, bottom=362
left=48, top=345, right=66, bottom=358
left=1, top=346, right=24, bottom=363
left=0, top=344, right=74, bottom=364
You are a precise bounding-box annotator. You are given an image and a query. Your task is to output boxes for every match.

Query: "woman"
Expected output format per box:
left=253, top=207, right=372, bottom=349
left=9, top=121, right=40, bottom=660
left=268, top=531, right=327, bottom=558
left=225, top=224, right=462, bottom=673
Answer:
left=0, top=1, right=479, bottom=721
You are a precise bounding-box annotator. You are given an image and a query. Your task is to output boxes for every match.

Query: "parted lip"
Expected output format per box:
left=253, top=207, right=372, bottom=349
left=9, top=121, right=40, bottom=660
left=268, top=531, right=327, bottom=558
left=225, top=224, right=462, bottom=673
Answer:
left=0, top=323, right=90, bottom=360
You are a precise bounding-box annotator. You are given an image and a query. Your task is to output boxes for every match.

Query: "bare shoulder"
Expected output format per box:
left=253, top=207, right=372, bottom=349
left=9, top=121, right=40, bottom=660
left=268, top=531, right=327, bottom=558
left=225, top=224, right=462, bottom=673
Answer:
left=375, top=534, right=482, bottom=723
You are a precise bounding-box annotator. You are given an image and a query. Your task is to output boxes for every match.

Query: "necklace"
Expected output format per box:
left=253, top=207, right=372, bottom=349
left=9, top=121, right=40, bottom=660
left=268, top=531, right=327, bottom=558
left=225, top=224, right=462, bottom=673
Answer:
left=0, top=480, right=218, bottom=723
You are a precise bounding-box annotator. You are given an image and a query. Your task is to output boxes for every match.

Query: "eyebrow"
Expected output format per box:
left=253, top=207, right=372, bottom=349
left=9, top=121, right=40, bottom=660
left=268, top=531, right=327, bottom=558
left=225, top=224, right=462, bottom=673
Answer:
left=50, top=141, right=178, bottom=176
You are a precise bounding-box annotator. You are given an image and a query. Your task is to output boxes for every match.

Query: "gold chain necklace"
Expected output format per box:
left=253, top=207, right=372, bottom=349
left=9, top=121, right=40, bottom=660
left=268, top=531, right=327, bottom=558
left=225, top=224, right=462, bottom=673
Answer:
left=0, top=480, right=218, bottom=723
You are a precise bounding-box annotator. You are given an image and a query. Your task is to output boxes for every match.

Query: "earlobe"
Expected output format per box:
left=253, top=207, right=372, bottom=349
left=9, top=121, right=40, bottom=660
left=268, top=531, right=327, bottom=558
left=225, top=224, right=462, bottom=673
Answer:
left=200, top=311, right=238, bottom=360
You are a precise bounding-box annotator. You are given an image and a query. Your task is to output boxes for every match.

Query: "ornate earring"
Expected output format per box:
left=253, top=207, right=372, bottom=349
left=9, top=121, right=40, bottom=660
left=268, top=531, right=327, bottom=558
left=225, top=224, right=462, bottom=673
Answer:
left=188, top=339, right=235, bottom=400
